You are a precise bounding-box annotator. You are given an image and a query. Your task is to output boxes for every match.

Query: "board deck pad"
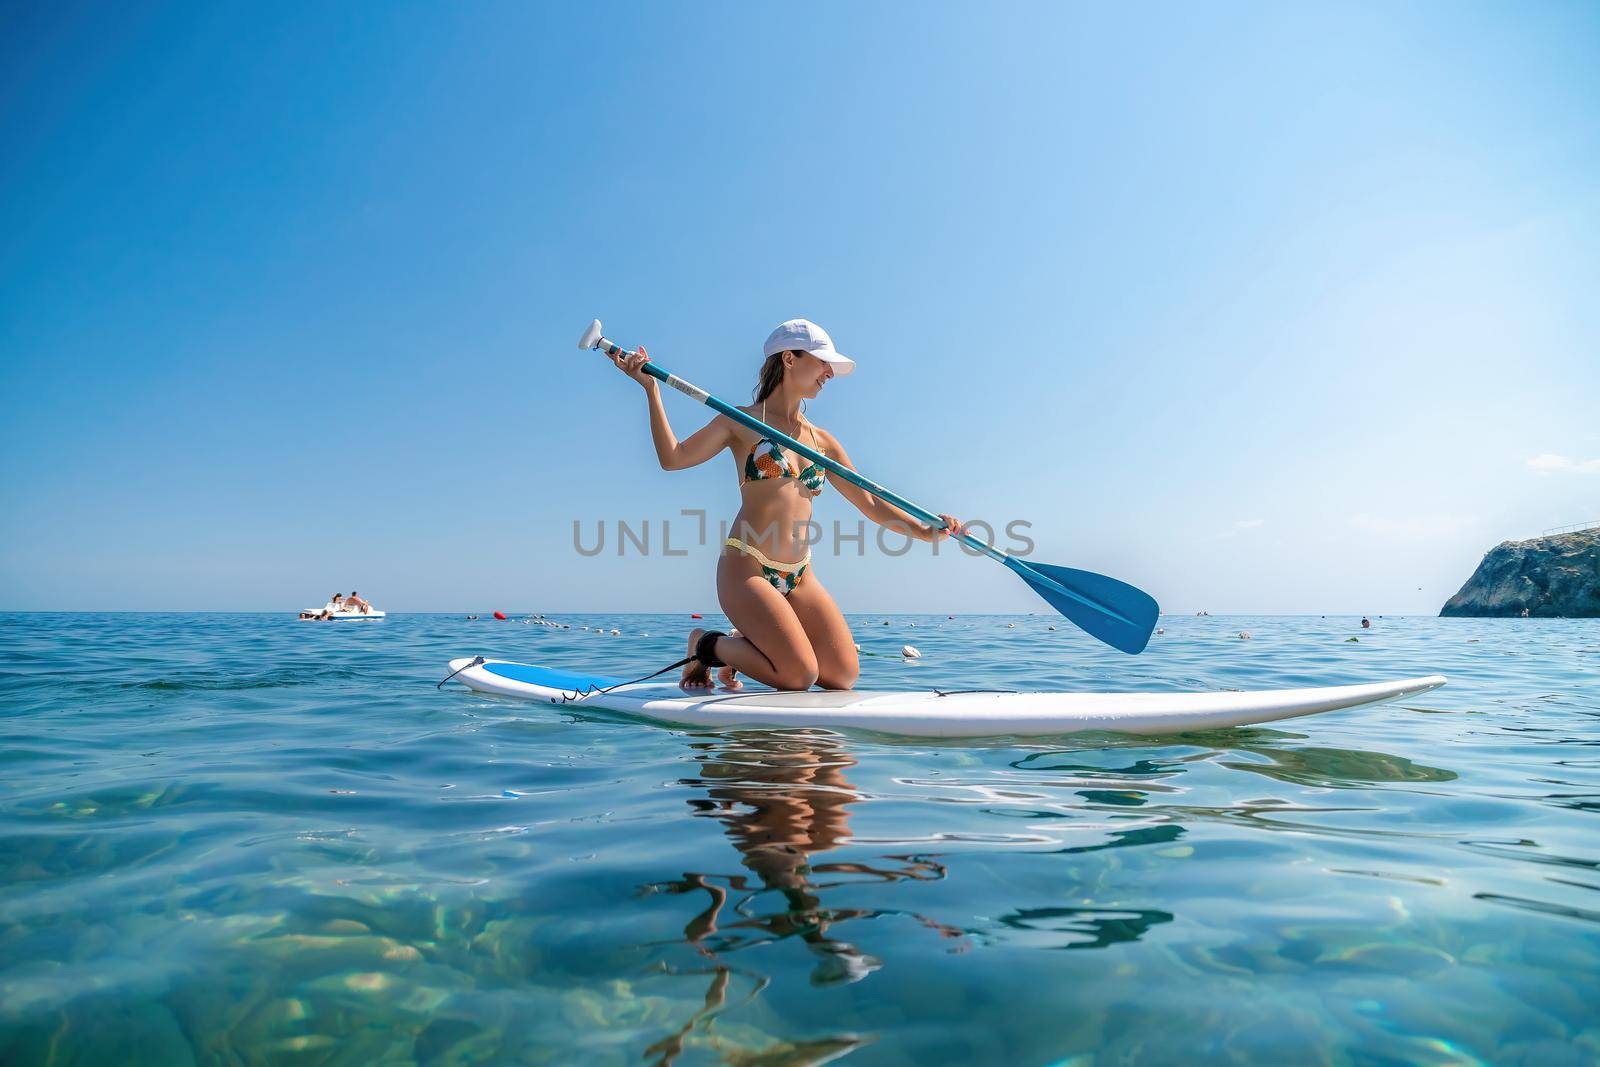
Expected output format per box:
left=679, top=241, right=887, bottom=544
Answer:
left=448, top=658, right=1447, bottom=738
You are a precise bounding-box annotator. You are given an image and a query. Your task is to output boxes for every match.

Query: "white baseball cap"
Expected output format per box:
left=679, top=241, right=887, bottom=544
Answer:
left=762, top=318, right=855, bottom=376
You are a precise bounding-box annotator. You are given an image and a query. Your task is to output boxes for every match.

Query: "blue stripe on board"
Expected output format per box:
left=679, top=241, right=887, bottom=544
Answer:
left=483, top=661, right=620, bottom=691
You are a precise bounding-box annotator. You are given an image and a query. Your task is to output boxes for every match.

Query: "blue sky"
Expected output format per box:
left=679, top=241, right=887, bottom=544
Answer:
left=2, top=2, right=1596, bottom=613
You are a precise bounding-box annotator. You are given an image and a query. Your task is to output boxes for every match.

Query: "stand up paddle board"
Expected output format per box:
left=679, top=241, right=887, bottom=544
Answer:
left=444, top=658, right=1446, bottom=738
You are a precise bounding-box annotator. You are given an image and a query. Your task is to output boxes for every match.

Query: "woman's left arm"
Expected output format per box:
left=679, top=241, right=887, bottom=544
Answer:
left=821, top=432, right=959, bottom=543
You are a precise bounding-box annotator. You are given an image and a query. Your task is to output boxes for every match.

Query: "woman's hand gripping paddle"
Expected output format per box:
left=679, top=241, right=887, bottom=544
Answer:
left=579, top=319, right=1160, bottom=653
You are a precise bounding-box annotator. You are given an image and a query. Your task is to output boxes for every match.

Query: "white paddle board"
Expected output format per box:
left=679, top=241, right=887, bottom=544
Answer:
left=445, top=658, right=1446, bottom=738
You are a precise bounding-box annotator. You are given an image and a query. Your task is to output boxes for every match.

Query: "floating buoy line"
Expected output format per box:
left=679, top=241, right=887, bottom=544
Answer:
left=457, top=615, right=1329, bottom=669
left=464, top=613, right=954, bottom=662
left=471, top=616, right=1373, bottom=653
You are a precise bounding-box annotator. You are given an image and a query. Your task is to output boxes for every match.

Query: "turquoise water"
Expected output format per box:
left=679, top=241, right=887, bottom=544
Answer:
left=2, top=612, right=1597, bottom=1066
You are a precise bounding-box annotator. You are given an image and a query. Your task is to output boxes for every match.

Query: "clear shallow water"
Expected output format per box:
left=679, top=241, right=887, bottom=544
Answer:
left=2, top=611, right=1597, bottom=1066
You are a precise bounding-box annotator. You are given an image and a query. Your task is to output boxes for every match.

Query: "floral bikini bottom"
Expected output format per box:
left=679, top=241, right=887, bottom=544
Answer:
left=723, top=537, right=810, bottom=596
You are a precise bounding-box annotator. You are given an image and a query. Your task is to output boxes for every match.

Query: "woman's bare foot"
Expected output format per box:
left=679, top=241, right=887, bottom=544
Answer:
left=681, top=628, right=713, bottom=689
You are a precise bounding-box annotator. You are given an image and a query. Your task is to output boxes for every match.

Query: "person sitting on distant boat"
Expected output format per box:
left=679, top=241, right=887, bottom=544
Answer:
left=299, top=595, right=341, bottom=621
left=344, top=591, right=371, bottom=614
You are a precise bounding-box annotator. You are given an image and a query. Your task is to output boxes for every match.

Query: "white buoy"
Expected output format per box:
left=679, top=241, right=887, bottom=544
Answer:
left=1007, top=622, right=1016, bottom=628
left=1156, top=628, right=1164, bottom=635
left=902, top=645, right=921, bottom=659
left=609, top=629, right=621, bottom=636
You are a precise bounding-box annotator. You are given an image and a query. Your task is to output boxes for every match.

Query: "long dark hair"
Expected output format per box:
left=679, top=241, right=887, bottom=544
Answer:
left=752, top=350, right=790, bottom=403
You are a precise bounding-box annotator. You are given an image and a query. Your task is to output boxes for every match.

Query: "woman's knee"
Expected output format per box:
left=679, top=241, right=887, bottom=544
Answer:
left=817, top=664, right=858, bottom=690
left=771, top=661, right=820, bottom=691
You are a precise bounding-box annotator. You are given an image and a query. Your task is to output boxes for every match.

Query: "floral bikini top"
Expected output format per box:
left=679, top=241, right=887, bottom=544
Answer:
left=740, top=410, right=826, bottom=494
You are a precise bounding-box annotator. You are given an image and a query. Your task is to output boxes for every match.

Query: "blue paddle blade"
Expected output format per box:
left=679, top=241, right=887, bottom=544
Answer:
left=1005, top=558, right=1160, bottom=654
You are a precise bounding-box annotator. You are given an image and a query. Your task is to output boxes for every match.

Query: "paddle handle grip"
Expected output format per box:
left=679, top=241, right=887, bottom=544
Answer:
left=592, top=335, right=713, bottom=404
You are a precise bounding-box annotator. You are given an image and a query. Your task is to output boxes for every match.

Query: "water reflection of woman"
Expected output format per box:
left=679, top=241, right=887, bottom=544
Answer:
left=643, top=732, right=965, bottom=1065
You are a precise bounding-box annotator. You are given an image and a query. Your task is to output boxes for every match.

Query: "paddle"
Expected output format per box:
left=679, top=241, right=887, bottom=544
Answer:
left=579, top=320, right=1160, bottom=653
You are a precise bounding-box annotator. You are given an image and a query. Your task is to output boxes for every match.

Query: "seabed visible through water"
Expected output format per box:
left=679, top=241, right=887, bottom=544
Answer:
left=1, top=612, right=1597, bottom=1065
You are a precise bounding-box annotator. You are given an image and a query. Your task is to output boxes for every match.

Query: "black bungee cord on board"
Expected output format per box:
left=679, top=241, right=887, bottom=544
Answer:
left=548, top=629, right=729, bottom=704
left=437, top=632, right=730, bottom=704
left=436, top=656, right=485, bottom=689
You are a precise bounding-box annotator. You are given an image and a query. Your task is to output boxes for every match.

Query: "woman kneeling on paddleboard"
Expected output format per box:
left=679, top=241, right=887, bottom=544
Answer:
left=610, top=319, right=959, bottom=691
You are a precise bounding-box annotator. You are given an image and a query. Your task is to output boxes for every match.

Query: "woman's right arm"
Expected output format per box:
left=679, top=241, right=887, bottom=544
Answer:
left=614, top=346, right=730, bottom=471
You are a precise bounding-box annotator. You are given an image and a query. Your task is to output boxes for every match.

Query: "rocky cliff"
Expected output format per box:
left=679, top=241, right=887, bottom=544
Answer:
left=1440, top=528, right=1600, bottom=617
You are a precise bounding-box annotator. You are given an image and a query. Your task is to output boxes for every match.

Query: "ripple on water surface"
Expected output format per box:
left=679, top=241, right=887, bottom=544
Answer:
left=1, top=612, right=1597, bottom=1065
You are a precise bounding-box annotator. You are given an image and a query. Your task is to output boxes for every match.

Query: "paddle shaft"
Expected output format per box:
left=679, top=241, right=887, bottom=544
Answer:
left=593, top=336, right=1005, bottom=561
left=583, top=324, right=1158, bottom=649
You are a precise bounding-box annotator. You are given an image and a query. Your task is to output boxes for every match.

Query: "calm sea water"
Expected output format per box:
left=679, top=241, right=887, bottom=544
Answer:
left=1, top=611, right=1596, bottom=1066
